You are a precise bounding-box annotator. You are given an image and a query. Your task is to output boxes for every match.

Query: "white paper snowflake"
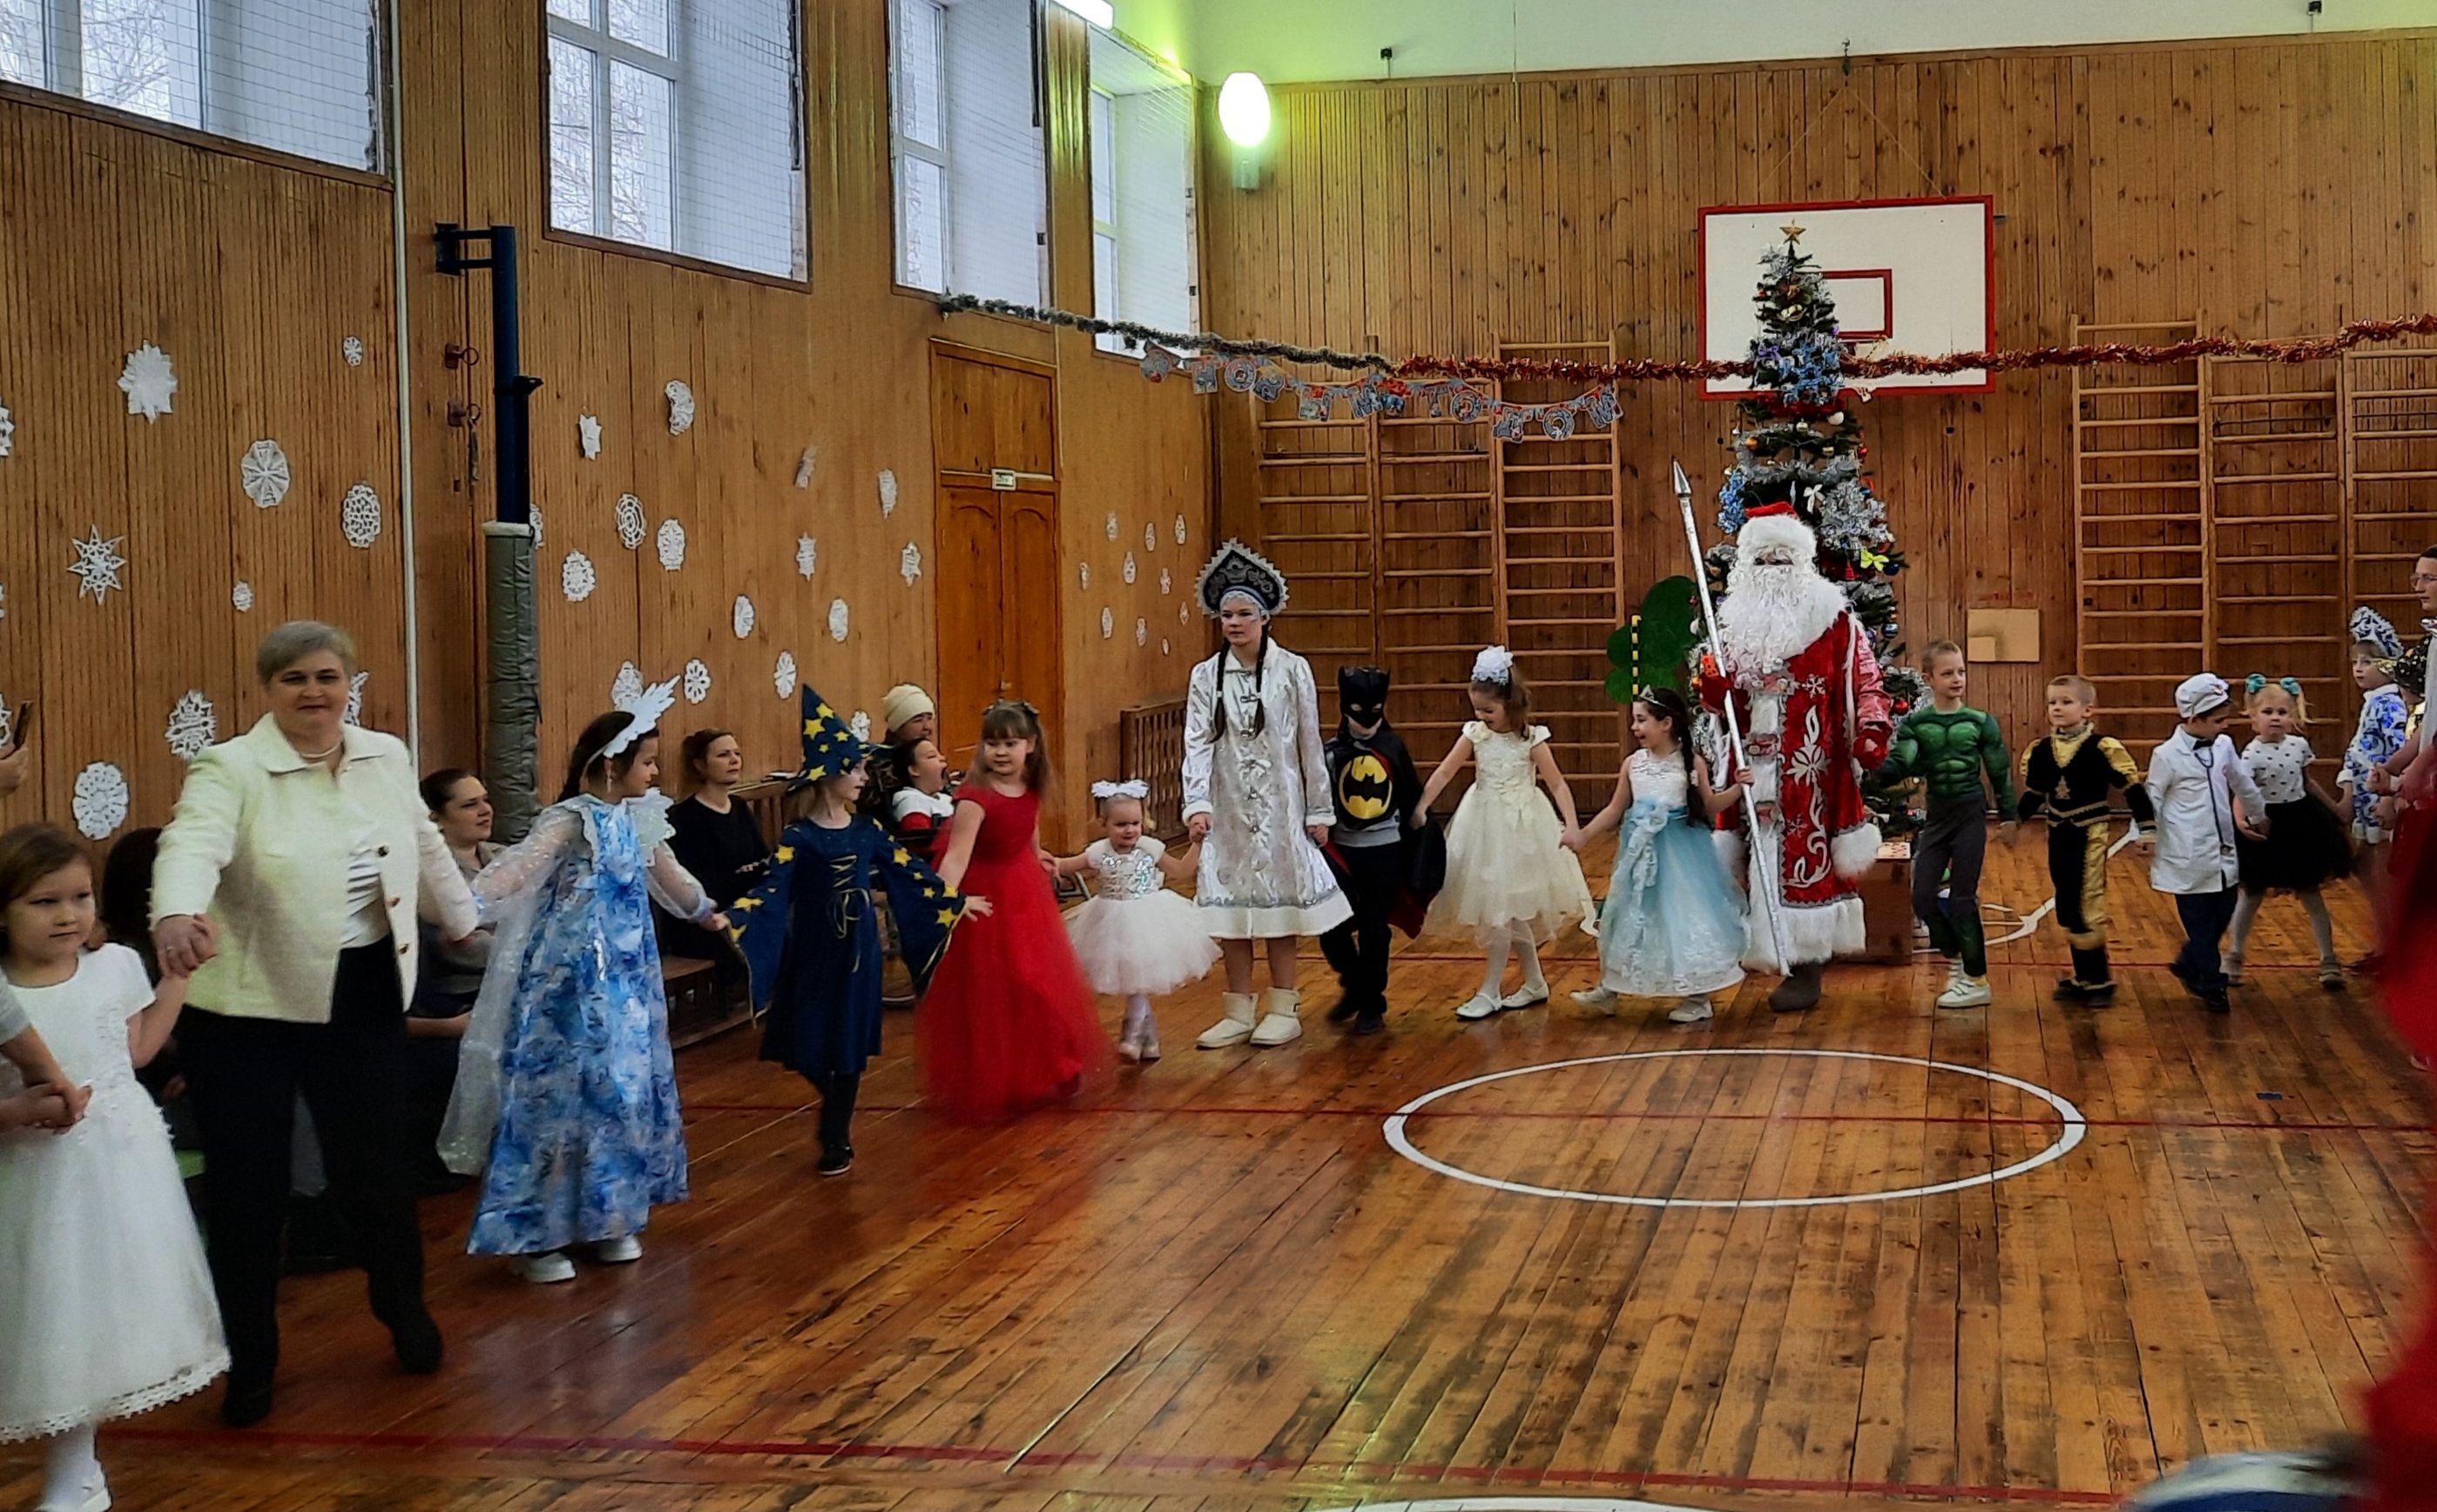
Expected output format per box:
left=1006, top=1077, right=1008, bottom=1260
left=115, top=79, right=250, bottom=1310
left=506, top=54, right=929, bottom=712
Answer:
left=72, top=763, right=129, bottom=840
left=1078, top=563, right=1091, bottom=590
left=683, top=658, right=712, bottom=704
left=341, top=483, right=382, bottom=548
left=656, top=518, right=686, bottom=570
left=850, top=711, right=872, bottom=742
left=0, top=584, right=7, bottom=618
left=345, top=671, right=368, bottom=726
left=1100, top=606, right=1115, bottom=638
left=732, top=595, right=755, bottom=638
left=118, top=342, right=176, bottom=422
left=577, top=414, right=602, bottom=459
left=0, top=701, right=13, bottom=749
left=0, top=400, right=14, bottom=458
left=774, top=650, right=797, bottom=699
left=1105, top=512, right=1119, bottom=542
left=240, top=439, right=290, bottom=509
left=69, top=525, right=127, bottom=604
left=165, top=689, right=217, bottom=760
left=665, top=380, right=695, bottom=435
left=342, top=335, right=365, bottom=367
left=827, top=597, right=849, bottom=642
left=1159, top=568, right=1172, bottom=595
left=612, top=661, right=644, bottom=706
left=528, top=503, right=543, bottom=552
left=232, top=580, right=253, bottom=611
left=878, top=469, right=899, bottom=516
left=795, top=448, right=816, bottom=488
left=1144, top=523, right=1157, bottom=552
left=615, top=494, right=646, bottom=550
left=562, top=550, right=597, bottom=602
left=1123, top=552, right=1137, bottom=584
left=1135, top=617, right=1148, bottom=646
left=1179, top=600, right=1190, bottom=624
left=796, top=534, right=818, bottom=578
left=1161, top=638, right=1171, bottom=656
left=900, top=542, right=921, bottom=585
left=1174, top=513, right=1188, bottom=544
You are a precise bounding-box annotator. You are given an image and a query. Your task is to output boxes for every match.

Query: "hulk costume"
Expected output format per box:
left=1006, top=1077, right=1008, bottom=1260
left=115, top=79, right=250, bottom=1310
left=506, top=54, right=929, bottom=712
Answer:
left=1880, top=705, right=2014, bottom=982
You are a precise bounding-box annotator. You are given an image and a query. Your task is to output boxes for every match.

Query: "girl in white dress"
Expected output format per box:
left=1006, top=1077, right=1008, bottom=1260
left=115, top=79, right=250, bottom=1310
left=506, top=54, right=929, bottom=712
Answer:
left=1414, top=647, right=1596, bottom=1020
left=1058, top=781, right=1218, bottom=1063
left=0, top=825, right=226, bottom=1512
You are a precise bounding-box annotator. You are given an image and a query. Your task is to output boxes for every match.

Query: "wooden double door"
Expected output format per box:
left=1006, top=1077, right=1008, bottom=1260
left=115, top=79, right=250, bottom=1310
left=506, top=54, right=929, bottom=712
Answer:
left=930, top=343, right=1063, bottom=768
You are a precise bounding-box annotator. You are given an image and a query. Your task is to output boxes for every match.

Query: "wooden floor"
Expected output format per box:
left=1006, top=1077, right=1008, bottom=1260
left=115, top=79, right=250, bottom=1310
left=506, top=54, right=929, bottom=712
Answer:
left=8, top=835, right=2428, bottom=1512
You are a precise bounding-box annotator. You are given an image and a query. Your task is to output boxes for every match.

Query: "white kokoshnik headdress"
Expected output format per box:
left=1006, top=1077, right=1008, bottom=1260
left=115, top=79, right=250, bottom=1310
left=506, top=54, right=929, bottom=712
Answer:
left=1195, top=538, right=1291, bottom=618
left=604, top=675, right=680, bottom=760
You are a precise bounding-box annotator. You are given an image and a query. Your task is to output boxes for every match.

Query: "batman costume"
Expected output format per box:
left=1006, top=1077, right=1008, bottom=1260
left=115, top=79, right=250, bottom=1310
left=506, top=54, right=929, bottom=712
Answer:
left=1319, top=667, right=1423, bottom=1035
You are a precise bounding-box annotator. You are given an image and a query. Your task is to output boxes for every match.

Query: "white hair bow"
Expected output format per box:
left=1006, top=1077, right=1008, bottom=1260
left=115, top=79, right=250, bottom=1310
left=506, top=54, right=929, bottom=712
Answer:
left=1091, top=779, right=1151, bottom=800
left=1470, top=645, right=1516, bottom=685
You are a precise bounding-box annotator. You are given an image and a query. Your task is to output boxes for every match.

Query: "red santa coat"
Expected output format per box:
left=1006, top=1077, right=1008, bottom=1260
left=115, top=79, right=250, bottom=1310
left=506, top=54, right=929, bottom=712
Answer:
left=1702, top=611, right=1893, bottom=968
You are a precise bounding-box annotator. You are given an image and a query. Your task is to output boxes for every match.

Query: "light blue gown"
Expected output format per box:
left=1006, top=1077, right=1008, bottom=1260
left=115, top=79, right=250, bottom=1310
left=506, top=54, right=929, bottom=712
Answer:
left=1596, top=751, right=1747, bottom=998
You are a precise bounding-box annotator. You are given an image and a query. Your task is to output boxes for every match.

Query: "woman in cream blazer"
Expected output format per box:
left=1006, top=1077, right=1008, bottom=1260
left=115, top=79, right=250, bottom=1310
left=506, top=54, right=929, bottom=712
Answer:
left=152, top=622, right=477, bottom=1429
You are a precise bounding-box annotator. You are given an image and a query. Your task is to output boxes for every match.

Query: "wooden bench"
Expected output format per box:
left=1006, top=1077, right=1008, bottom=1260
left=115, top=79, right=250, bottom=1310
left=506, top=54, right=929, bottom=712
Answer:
left=664, top=955, right=751, bottom=1048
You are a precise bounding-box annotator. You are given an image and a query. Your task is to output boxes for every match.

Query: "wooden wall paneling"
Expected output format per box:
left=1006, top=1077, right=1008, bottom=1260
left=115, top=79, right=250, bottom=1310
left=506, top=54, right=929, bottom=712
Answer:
left=2346, top=348, right=2437, bottom=638
left=0, top=105, right=36, bottom=802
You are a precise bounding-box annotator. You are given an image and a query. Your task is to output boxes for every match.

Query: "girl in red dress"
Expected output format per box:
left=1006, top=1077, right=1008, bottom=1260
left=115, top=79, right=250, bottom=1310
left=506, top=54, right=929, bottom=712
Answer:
left=921, top=701, right=1108, bottom=1121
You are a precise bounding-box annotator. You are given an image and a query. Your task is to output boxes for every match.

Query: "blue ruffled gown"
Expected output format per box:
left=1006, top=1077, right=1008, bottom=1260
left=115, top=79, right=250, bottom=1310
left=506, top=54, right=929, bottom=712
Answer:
left=1596, top=751, right=1747, bottom=998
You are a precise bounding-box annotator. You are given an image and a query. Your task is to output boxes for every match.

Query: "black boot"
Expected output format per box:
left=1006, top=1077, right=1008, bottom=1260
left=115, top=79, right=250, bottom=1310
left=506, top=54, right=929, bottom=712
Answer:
left=1769, top=962, right=1826, bottom=1013
left=2067, top=945, right=2116, bottom=1007
left=817, top=1073, right=861, bottom=1176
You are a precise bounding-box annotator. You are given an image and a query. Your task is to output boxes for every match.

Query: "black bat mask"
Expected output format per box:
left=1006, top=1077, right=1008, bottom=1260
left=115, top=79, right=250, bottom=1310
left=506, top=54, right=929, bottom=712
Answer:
left=1338, top=665, right=1390, bottom=729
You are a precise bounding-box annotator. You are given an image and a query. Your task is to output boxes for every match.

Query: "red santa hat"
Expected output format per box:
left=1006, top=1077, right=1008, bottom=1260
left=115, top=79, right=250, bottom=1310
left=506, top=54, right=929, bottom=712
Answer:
left=1735, top=501, right=1817, bottom=564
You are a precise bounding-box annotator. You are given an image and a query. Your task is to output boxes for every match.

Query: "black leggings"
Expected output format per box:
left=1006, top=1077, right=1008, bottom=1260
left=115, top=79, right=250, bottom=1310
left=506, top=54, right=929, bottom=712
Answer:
left=1911, top=798, right=1989, bottom=976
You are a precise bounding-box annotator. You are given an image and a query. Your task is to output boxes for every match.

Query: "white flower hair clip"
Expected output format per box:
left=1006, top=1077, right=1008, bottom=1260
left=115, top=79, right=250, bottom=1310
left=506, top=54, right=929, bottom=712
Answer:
left=1469, top=645, right=1516, bottom=685
left=1091, top=779, right=1151, bottom=800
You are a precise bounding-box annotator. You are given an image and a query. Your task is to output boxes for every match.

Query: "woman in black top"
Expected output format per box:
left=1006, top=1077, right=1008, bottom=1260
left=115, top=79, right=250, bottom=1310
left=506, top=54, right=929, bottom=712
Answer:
left=667, top=728, right=774, bottom=915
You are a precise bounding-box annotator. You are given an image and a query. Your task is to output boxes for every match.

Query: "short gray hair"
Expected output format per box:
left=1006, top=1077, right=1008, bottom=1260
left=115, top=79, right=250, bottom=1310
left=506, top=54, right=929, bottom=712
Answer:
left=255, top=620, right=359, bottom=682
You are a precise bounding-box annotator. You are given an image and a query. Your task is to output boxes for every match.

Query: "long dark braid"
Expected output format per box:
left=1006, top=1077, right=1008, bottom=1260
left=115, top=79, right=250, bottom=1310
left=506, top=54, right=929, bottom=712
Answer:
left=1207, top=625, right=1271, bottom=739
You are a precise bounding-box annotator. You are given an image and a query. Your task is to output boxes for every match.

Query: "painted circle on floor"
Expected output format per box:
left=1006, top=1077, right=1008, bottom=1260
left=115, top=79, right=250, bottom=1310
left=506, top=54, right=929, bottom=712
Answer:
left=1384, top=1049, right=2086, bottom=1210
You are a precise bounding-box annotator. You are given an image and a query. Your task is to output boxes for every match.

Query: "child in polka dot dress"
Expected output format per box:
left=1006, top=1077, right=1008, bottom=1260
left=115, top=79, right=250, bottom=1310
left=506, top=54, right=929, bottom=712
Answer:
left=2227, top=675, right=2353, bottom=989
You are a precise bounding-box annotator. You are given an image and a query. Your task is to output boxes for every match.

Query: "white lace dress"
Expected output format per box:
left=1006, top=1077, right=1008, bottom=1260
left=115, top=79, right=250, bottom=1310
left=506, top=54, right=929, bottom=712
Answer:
left=0, top=945, right=226, bottom=1441
left=1427, top=722, right=1594, bottom=942
left=1064, top=837, right=1222, bottom=996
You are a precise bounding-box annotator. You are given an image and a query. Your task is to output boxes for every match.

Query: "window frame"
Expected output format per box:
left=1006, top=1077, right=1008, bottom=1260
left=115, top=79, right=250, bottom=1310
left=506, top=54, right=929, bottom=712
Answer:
left=1082, top=27, right=1199, bottom=362
left=543, top=0, right=679, bottom=254
left=885, top=0, right=1050, bottom=311
left=887, top=0, right=949, bottom=296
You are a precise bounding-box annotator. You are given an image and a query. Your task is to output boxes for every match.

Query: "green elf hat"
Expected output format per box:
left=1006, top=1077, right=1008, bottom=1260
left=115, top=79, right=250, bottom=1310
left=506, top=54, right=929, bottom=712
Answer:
left=786, top=685, right=878, bottom=790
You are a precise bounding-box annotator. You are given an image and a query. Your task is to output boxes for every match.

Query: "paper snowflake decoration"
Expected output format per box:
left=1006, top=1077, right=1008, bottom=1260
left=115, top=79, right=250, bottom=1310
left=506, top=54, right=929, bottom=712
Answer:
left=1159, top=568, right=1171, bottom=595
left=241, top=439, right=290, bottom=508
left=232, top=580, right=253, bottom=612
left=0, top=584, right=7, bottom=618
left=827, top=597, right=849, bottom=642
left=878, top=469, right=899, bottom=516
left=612, top=661, right=644, bottom=706
left=1105, top=512, right=1119, bottom=542
left=528, top=503, right=544, bottom=551
left=656, top=518, right=686, bottom=570
left=1135, top=617, right=1148, bottom=647
left=72, top=763, right=130, bottom=840
left=165, top=689, right=218, bottom=760
left=118, top=342, right=176, bottom=422
left=900, top=542, right=921, bottom=585
left=774, top=650, right=797, bottom=699
left=1100, top=606, right=1114, bottom=638
left=1078, top=563, right=1090, bottom=590
left=733, top=595, right=756, bottom=638
left=1144, top=523, right=1157, bottom=552
left=562, top=550, right=597, bottom=602
left=795, top=448, right=816, bottom=488
left=0, top=400, right=14, bottom=458
left=683, top=658, right=712, bottom=704
left=341, top=483, right=382, bottom=548
left=1161, top=638, right=1171, bottom=656
left=69, top=525, right=127, bottom=604
left=796, top=534, right=818, bottom=579
left=1123, top=552, right=1137, bottom=584
left=850, top=711, right=872, bottom=742
left=342, top=335, right=365, bottom=367
left=578, top=414, right=602, bottom=458
left=1179, top=600, right=1190, bottom=624
left=615, top=494, right=646, bottom=550
left=665, top=380, right=695, bottom=435
left=0, top=701, right=13, bottom=749
left=1174, top=513, right=1188, bottom=544
left=345, top=671, right=368, bottom=726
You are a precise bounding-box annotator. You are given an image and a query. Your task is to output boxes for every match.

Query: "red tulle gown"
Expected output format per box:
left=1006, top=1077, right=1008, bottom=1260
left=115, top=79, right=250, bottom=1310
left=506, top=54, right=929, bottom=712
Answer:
left=918, top=783, right=1109, bottom=1122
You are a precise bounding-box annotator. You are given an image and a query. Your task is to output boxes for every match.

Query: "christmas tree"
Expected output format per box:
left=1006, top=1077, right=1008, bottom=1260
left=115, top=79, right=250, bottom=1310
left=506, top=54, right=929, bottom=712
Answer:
left=1708, top=230, right=1927, bottom=833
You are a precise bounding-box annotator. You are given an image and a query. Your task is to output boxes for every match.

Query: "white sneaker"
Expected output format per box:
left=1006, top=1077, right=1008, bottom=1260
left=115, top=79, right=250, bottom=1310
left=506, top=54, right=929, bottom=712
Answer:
left=1572, top=986, right=1620, bottom=1012
left=1500, top=982, right=1549, bottom=1010
left=592, top=1234, right=643, bottom=1264
left=1941, top=958, right=1966, bottom=993
left=1936, top=974, right=1994, bottom=1009
left=35, top=1465, right=109, bottom=1512
left=514, top=1252, right=577, bottom=1284
left=1455, top=992, right=1502, bottom=1021
left=1667, top=996, right=1714, bottom=1023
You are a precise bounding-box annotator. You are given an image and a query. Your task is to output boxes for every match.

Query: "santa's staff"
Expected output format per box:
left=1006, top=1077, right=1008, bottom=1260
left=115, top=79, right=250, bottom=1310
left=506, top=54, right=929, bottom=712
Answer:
left=1672, top=458, right=1794, bottom=975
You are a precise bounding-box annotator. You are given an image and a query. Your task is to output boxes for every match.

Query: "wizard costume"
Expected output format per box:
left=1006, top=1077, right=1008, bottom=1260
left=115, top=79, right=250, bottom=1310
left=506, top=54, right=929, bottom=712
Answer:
left=1318, top=667, right=1424, bottom=1031
left=729, top=689, right=964, bottom=1172
left=441, top=678, right=709, bottom=1255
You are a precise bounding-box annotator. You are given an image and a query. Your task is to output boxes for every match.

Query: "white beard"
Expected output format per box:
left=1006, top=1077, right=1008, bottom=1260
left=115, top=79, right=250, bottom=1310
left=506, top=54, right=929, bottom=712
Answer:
left=1716, top=560, right=1848, bottom=673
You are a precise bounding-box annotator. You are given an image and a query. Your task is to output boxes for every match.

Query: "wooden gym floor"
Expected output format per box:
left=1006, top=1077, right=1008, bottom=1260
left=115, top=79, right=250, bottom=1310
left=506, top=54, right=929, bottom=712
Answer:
left=4, top=834, right=2427, bottom=1512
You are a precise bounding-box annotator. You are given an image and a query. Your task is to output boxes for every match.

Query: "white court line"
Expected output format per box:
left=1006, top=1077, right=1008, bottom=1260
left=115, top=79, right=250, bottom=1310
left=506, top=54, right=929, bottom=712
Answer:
left=1311, top=1501, right=1719, bottom=1512
left=1383, top=1049, right=2087, bottom=1210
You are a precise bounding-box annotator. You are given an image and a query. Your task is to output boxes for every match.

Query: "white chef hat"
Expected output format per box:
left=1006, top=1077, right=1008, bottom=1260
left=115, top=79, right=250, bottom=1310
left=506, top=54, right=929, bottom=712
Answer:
left=2173, top=672, right=2231, bottom=719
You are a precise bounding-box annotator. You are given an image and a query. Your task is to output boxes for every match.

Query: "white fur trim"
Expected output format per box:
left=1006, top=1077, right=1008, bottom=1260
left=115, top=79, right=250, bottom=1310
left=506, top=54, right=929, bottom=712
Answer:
left=1712, top=828, right=1746, bottom=884
left=1740, top=886, right=1863, bottom=969
left=1831, top=821, right=1882, bottom=880
left=1737, top=510, right=1817, bottom=562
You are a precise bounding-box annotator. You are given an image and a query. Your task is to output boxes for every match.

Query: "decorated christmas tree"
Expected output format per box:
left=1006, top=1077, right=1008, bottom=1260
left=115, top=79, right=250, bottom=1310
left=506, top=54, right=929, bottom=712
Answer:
left=1707, top=230, right=1927, bottom=833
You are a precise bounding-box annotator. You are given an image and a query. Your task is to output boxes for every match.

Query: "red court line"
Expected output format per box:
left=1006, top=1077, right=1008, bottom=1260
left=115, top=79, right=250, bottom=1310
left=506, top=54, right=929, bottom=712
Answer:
left=111, top=1424, right=2123, bottom=1504
left=685, top=1101, right=2434, bottom=1135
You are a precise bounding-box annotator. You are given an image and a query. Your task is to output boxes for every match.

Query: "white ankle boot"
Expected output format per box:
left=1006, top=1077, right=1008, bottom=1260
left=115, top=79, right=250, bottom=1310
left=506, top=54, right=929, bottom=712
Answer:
left=1248, top=987, right=1303, bottom=1046
left=1198, top=991, right=1258, bottom=1049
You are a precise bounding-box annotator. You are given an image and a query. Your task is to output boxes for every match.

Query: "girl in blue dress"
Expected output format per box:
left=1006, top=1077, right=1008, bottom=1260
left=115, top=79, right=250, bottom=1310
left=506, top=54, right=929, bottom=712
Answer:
left=440, top=680, right=726, bottom=1284
left=1570, top=687, right=1749, bottom=1024
left=729, top=688, right=971, bottom=1176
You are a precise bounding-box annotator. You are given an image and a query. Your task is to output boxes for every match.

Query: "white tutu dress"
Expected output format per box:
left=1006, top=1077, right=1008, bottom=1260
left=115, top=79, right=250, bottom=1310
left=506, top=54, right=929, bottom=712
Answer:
left=1428, top=721, right=1595, bottom=942
left=0, top=945, right=226, bottom=1442
left=1066, top=837, right=1222, bottom=996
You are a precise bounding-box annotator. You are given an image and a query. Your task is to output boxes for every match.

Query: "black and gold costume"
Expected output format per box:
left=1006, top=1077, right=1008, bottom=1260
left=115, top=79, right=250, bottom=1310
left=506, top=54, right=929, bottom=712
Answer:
left=1320, top=667, right=1422, bottom=1032
left=2016, top=726, right=2155, bottom=1001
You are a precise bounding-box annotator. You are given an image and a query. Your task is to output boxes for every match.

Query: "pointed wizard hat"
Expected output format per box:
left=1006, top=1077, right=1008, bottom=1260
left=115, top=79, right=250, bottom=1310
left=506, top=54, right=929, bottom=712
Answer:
left=785, top=684, right=878, bottom=790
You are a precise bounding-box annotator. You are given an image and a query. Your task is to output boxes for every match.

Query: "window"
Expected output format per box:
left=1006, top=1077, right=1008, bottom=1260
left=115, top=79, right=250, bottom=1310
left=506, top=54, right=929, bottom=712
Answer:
left=546, top=0, right=806, bottom=280
left=0, top=0, right=382, bottom=172
left=888, top=0, right=1046, bottom=305
left=1085, top=25, right=1195, bottom=354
